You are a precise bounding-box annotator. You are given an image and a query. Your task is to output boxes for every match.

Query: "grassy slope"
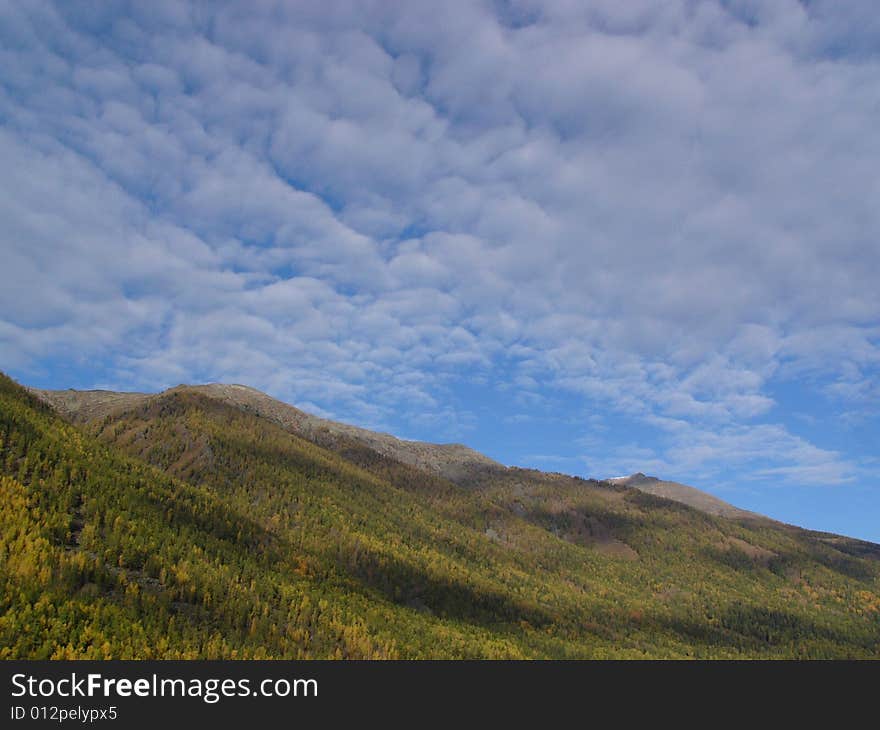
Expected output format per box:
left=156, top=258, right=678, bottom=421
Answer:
left=2, top=373, right=879, bottom=658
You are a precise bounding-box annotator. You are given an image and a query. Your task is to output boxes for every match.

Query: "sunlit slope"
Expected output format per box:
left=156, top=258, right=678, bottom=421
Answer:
left=5, top=374, right=880, bottom=658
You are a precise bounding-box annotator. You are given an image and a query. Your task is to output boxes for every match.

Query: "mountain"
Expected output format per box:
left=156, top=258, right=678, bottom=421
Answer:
left=3, top=373, right=880, bottom=659
left=606, top=473, right=760, bottom=520
left=30, top=383, right=500, bottom=485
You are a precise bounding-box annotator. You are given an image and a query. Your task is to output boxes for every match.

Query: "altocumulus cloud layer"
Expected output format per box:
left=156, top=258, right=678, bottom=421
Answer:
left=1, top=1, right=879, bottom=533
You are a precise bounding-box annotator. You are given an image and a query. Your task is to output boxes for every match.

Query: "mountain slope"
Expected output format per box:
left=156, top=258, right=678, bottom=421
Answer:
left=606, top=473, right=760, bottom=520
left=30, top=384, right=500, bottom=485
left=5, top=374, right=880, bottom=659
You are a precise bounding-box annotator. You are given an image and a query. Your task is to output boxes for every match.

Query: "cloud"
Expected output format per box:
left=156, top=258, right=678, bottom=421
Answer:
left=579, top=421, right=857, bottom=488
left=1, top=0, right=878, bottom=489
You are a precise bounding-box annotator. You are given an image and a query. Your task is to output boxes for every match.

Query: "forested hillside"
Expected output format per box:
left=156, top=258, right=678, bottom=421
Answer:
left=2, top=373, right=879, bottom=658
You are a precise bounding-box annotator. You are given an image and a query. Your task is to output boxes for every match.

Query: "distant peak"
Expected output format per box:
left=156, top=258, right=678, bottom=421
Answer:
left=606, top=472, right=760, bottom=520
left=629, top=473, right=660, bottom=484
left=606, top=472, right=660, bottom=486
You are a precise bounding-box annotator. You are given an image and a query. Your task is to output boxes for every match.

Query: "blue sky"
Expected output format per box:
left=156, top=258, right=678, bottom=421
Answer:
left=1, top=1, right=878, bottom=542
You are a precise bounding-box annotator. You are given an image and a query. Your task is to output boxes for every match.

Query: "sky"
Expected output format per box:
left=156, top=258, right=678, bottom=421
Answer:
left=1, top=0, right=878, bottom=542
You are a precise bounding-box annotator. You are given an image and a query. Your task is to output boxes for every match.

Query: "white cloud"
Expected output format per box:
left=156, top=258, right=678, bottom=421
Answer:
left=1, top=0, right=878, bottom=484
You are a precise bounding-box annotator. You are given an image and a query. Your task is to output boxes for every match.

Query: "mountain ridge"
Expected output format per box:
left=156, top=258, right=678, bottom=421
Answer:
left=30, top=383, right=777, bottom=524
left=28, top=383, right=853, bottom=531
left=29, top=383, right=502, bottom=486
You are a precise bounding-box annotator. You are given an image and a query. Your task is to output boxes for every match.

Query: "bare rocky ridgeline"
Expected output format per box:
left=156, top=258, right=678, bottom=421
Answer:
left=29, top=383, right=502, bottom=485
